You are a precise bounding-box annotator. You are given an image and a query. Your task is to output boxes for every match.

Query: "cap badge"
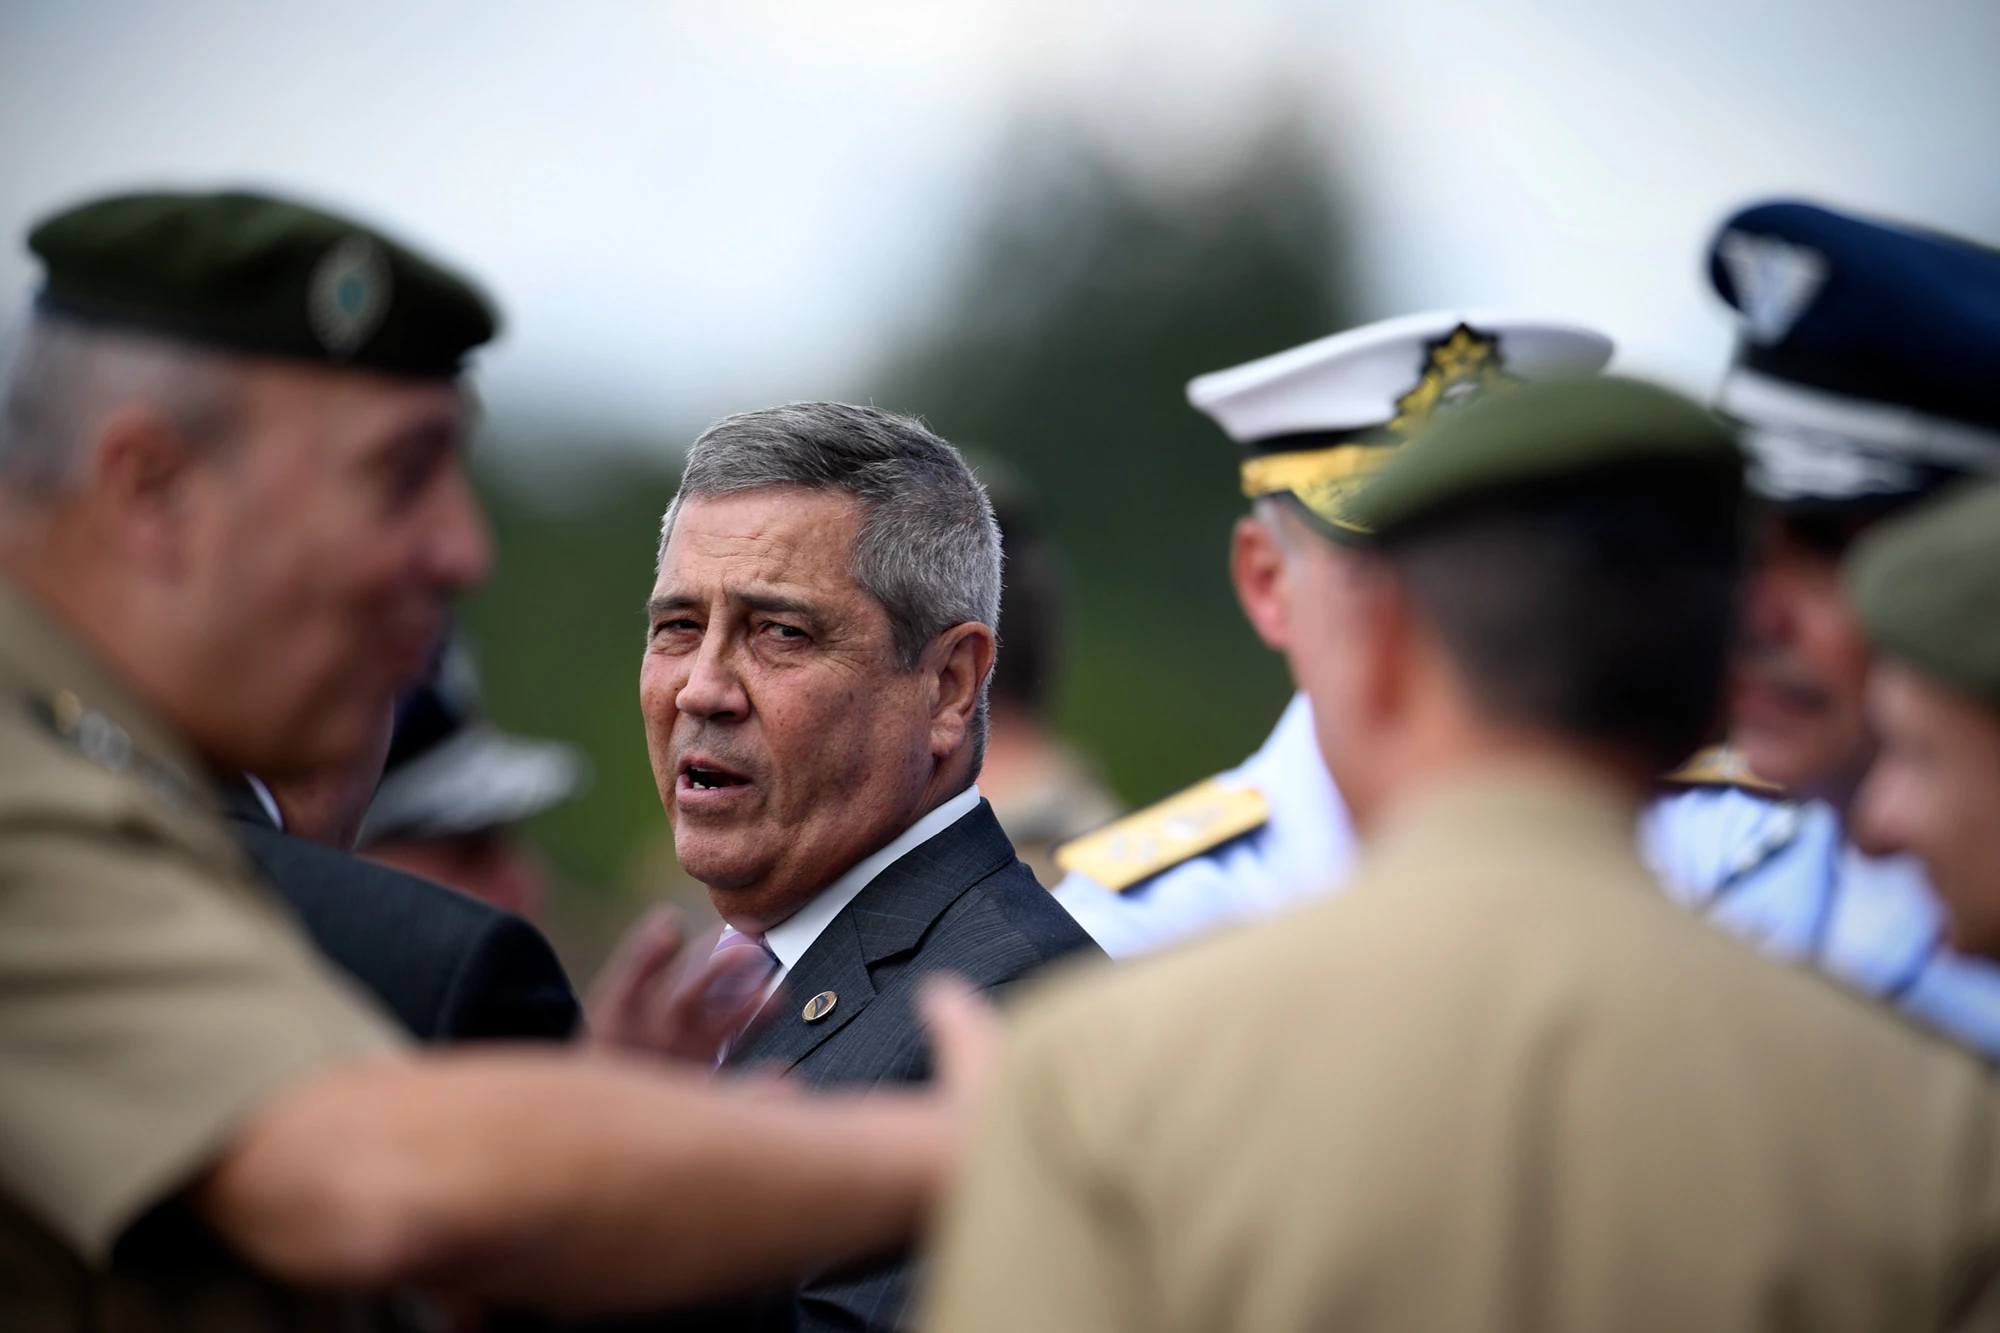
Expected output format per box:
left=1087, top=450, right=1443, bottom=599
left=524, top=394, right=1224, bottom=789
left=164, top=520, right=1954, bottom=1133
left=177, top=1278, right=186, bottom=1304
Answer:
left=1388, top=324, right=1512, bottom=437
left=1718, top=230, right=1827, bottom=345
left=308, top=233, right=393, bottom=357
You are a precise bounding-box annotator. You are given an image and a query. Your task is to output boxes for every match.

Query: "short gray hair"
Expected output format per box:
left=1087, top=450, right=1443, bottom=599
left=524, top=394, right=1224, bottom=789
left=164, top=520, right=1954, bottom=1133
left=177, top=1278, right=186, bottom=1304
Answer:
left=1252, top=495, right=1307, bottom=559
left=0, top=312, right=239, bottom=498
left=659, top=402, right=1003, bottom=759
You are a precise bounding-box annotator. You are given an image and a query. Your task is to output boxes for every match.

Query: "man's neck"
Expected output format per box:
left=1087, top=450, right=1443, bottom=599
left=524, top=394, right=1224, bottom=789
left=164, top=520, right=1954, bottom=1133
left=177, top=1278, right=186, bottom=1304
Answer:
left=2, top=534, right=180, bottom=740
left=977, top=708, right=1066, bottom=804
left=756, top=783, right=983, bottom=972
left=1350, top=728, right=1649, bottom=844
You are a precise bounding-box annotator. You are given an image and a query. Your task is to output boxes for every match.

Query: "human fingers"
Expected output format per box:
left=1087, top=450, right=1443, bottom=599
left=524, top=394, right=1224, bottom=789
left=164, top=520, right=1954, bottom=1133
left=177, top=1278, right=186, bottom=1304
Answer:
left=584, top=904, right=687, bottom=1045
left=916, top=973, right=1002, bottom=1112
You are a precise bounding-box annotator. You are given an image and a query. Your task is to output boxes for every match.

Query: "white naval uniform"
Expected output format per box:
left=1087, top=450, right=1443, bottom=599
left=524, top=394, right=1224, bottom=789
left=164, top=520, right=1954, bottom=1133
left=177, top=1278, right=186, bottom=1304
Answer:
left=1056, top=697, right=2000, bottom=1058
left=1642, top=787, right=2000, bottom=1057
left=1051, top=692, right=1358, bottom=959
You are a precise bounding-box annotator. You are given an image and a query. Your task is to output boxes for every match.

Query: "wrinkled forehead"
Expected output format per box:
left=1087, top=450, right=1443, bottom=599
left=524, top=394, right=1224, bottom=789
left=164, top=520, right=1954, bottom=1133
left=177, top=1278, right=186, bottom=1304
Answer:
left=653, top=487, right=866, bottom=598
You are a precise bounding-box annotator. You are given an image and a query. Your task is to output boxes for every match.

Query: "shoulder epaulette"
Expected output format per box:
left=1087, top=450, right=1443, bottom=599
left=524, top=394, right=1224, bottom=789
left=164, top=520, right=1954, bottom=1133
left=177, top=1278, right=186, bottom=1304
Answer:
left=1054, top=777, right=1269, bottom=892
left=1661, top=745, right=1784, bottom=795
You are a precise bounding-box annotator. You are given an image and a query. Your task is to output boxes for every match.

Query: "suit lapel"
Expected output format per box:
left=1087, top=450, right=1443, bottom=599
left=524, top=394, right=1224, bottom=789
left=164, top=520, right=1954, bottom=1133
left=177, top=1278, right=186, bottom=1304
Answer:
left=727, top=910, right=878, bottom=1073
left=724, top=801, right=1017, bottom=1075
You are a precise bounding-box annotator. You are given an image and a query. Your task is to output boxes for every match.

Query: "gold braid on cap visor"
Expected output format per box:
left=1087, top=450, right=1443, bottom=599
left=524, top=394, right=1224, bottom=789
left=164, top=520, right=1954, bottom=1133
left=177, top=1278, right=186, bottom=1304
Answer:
left=1239, top=442, right=1403, bottom=535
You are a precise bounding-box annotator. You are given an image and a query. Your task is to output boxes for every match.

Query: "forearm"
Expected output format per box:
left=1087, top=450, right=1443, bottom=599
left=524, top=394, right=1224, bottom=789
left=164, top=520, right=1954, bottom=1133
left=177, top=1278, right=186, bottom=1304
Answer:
left=199, top=1051, right=949, bottom=1314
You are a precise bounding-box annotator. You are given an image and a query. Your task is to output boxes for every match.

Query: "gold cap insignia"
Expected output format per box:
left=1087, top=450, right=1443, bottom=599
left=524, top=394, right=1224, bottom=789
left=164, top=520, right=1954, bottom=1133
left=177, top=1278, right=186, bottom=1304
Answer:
left=1055, top=778, right=1269, bottom=892
left=1387, top=323, right=1513, bottom=437
left=1240, top=323, right=1513, bottom=536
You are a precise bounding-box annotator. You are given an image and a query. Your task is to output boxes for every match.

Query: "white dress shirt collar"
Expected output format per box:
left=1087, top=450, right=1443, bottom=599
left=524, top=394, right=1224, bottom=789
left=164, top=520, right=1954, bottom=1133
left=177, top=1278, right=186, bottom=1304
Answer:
left=762, top=784, right=983, bottom=977
left=243, top=773, right=285, bottom=830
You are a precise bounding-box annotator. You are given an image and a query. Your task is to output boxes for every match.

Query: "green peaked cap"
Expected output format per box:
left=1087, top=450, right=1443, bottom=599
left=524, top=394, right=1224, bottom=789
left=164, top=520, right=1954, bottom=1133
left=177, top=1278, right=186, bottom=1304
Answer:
left=1343, top=375, right=1743, bottom=538
left=1849, top=480, right=2000, bottom=707
left=28, top=190, right=497, bottom=378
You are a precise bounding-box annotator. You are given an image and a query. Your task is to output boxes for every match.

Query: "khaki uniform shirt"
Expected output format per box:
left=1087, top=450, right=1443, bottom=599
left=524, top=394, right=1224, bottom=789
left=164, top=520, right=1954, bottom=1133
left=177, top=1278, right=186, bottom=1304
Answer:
left=0, top=585, right=408, bottom=1332
left=927, top=770, right=2000, bottom=1333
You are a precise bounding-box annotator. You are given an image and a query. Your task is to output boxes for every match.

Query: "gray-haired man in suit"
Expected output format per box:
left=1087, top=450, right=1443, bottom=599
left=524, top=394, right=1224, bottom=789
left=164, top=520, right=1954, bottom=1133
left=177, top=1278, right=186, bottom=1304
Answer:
left=633, top=402, right=1103, bottom=1333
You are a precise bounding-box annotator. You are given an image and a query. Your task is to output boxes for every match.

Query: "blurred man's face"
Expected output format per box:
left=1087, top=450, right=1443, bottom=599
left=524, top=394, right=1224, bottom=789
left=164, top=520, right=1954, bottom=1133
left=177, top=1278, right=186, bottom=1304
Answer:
left=1853, top=663, right=2000, bottom=959
left=1730, top=520, right=1875, bottom=804
left=1284, top=535, right=1393, bottom=826
left=172, top=363, right=489, bottom=778
left=641, top=488, right=939, bottom=934
left=265, top=701, right=398, bottom=849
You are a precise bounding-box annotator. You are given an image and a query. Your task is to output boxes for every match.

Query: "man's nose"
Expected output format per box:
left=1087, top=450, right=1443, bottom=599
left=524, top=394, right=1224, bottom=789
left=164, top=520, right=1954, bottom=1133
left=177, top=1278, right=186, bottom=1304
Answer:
left=677, top=631, right=749, bottom=722
left=427, top=465, right=494, bottom=593
left=1742, top=561, right=1797, bottom=651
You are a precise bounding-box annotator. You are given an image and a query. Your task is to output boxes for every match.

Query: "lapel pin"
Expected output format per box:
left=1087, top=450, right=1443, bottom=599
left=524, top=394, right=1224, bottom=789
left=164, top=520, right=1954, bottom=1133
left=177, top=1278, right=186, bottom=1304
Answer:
left=802, top=991, right=838, bottom=1023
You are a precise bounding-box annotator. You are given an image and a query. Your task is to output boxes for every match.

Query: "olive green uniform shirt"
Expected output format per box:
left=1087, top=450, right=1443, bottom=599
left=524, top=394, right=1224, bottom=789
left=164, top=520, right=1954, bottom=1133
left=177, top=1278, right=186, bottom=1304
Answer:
left=0, top=584, right=408, bottom=1331
left=927, top=771, right=2000, bottom=1333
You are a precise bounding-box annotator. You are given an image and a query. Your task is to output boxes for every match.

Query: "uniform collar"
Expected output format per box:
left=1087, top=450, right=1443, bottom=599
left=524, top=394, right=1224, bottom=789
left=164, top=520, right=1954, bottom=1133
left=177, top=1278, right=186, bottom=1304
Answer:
left=1367, top=762, right=1646, bottom=883
left=0, top=579, right=213, bottom=809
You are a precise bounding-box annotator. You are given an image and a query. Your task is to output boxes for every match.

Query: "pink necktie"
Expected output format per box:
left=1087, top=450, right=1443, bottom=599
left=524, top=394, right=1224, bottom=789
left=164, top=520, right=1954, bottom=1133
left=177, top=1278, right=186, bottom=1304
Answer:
left=711, top=927, right=778, bottom=1065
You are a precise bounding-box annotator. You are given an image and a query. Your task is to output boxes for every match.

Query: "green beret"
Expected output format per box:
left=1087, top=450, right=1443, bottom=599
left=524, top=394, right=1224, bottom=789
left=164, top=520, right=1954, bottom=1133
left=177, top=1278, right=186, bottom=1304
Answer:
left=1849, top=480, right=2000, bottom=706
left=28, top=190, right=497, bottom=378
left=1344, top=376, right=1743, bottom=538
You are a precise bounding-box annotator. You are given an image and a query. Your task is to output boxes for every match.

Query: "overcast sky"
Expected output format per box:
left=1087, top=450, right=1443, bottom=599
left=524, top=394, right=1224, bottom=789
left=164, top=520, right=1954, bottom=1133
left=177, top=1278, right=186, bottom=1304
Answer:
left=3, top=0, right=1995, bottom=461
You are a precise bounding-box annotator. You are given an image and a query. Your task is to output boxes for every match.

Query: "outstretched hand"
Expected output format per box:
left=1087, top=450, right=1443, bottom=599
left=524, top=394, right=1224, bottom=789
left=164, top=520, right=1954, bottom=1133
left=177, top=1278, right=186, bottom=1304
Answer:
left=586, top=904, right=778, bottom=1065
left=918, top=973, right=1003, bottom=1119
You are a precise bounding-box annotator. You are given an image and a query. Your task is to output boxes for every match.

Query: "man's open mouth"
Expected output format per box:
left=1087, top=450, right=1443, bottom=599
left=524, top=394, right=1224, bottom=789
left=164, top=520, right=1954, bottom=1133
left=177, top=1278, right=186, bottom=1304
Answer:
left=682, top=762, right=750, bottom=791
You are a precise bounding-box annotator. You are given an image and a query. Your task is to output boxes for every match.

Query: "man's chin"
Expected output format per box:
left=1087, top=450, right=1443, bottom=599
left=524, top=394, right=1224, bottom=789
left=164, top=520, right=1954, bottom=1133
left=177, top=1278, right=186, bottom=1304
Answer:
left=1731, top=724, right=1832, bottom=794
left=1731, top=719, right=1881, bottom=806
left=673, top=836, right=769, bottom=896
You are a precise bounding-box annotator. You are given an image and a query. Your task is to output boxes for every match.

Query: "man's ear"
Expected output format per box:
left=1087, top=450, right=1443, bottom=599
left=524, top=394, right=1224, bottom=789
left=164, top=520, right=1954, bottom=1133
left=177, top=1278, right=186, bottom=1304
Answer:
left=1232, top=513, right=1292, bottom=651
left=925, top=621, right=998, bottom=758
left=88, top=407, right=204, bottom=576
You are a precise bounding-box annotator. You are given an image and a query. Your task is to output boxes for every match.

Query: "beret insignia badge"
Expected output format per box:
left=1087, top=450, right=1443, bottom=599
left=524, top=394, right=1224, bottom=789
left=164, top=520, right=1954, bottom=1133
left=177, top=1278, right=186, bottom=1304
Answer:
left=308, top=233, right=393, bottom=357
left=1388, top=323, right=1512, bottom=438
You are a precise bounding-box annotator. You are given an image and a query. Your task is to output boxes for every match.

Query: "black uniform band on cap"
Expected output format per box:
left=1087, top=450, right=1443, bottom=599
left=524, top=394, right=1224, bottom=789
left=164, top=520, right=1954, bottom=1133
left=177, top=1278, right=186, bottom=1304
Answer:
left=1736, top=342, right=2000, bottom=436
left=32, top=288, right=475, bottom=380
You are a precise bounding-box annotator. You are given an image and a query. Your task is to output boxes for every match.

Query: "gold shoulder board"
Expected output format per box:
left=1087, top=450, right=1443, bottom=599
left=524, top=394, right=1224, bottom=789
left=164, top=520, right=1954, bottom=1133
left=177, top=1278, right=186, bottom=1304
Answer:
left=1054, top=777, right=1269, bottom=893
left=1661, top=745, right=1783, bottom=795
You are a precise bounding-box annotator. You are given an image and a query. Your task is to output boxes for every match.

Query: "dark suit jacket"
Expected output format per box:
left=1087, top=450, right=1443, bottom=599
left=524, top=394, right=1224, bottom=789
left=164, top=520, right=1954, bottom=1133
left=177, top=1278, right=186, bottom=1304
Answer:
left=671, top=799, right=1103, bottom=1333
left=218, top=779, right=581, bottom=1044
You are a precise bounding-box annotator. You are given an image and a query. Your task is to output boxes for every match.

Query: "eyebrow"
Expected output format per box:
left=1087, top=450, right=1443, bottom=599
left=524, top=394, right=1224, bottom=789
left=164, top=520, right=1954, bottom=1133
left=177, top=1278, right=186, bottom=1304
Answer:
left=646, top=591, right=824, bottom=623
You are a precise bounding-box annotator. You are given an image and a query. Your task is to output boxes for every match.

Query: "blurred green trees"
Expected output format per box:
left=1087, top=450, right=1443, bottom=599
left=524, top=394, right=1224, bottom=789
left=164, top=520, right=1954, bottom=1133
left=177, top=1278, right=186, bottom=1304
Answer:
left=464, top=119, right=1357, bottom=962
left=879, top=121, right=1358, bottom=800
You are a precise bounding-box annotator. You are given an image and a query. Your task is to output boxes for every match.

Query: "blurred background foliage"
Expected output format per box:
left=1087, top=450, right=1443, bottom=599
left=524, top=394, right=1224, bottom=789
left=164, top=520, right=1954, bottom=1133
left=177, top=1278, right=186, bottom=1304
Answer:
left=464, top=119, right=1358, bottom=968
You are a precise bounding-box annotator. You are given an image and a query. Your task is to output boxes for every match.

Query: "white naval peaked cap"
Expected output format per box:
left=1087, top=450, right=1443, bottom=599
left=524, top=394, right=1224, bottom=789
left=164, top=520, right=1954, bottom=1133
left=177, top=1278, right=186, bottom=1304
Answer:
left=1187, top=310, right=1615, bottom=444
left=1188, top=310, right=1615, bottom=539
